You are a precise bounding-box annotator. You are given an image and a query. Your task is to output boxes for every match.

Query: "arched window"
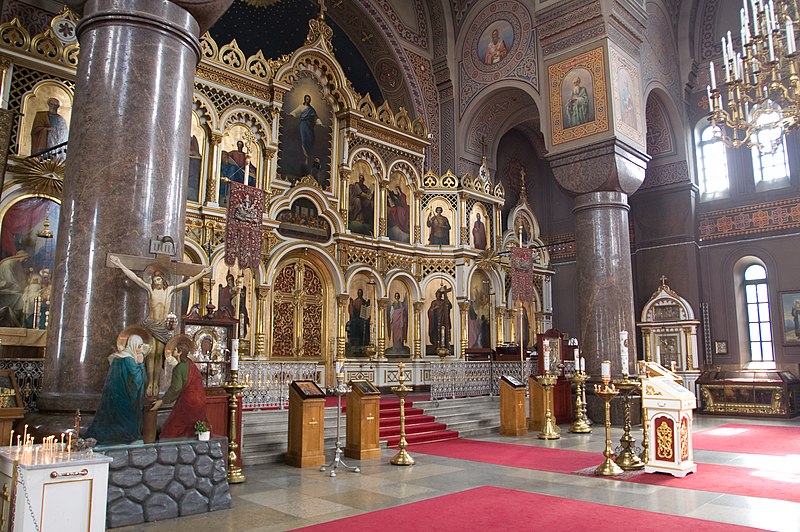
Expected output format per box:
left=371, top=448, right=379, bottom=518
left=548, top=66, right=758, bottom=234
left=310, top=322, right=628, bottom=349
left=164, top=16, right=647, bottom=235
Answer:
left=751, top=108, right=790, bottom=187
left=697, top=125, right=729, bottom=197
left=743, top=264, right=775, bottom=362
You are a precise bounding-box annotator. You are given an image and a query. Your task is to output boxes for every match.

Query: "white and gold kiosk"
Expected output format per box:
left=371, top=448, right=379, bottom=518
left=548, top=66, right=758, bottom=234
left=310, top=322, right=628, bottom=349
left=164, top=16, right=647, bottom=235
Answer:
left=641, top=362, right=697, bottom=477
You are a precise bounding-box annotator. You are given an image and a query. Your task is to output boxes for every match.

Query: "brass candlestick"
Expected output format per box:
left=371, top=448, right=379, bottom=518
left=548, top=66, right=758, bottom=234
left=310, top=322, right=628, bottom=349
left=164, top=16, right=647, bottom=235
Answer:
left=569, top=371, right=591, bottom=433
left=594, top=382, right=623, bottom=476
left=221, top=370, right=248, bottom=484
left=536, top=372, right=560, bottom=439
left=614, top=377, right=643, bottom=471
left=390, top=363, right=415, bottom=466
left=638, top=369, right=649, bottom=464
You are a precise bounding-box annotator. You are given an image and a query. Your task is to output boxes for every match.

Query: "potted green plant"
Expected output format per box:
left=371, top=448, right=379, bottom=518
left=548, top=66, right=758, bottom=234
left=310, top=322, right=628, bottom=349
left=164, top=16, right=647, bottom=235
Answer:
left=194, top=420, right=211, bottom=441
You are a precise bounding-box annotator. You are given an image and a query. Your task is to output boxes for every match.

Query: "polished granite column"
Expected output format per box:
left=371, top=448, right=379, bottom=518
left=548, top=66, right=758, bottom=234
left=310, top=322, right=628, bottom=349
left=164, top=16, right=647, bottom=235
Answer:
left=39, top=0, right=231, bottom=415
left=550, top=140, right=648, bottom=377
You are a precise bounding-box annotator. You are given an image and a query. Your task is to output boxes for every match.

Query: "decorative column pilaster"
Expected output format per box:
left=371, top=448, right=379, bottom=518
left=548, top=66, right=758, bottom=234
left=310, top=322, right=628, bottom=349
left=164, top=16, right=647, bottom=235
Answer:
left=336, top=294, right=349, bottom=358
left=458, top=300, right=470, bottom=359
left=495, top=305, right=506, bottom=344
left=376, top=298, right=388, bottom=359
left=255, top=286, right=270, bottom=358
left=413, top=301, right=424, bottom=358
left=208, top=132, right=223, bottom=204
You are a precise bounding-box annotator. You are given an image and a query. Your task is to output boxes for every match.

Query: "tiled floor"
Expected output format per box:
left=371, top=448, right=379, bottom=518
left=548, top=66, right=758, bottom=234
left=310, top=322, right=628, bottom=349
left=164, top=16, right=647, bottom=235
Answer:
left=117, top=414, right=800, bottom=532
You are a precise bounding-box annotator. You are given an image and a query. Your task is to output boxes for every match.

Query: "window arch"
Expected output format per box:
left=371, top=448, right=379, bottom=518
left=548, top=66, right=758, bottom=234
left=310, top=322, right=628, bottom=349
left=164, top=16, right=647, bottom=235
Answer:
left=742, top=263, right=775, bottom=362
left=697, top=125, right=729, bottom=198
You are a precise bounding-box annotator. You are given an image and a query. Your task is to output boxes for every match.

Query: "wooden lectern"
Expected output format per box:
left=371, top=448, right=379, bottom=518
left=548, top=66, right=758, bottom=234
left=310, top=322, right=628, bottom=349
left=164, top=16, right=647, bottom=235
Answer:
left=527, top=376, right=545, bottom=431
left=344, top=379, right=382, bottom=460
left=286, top=380, right=326, bottom=468
left=499, top=375, right=528, bottom=436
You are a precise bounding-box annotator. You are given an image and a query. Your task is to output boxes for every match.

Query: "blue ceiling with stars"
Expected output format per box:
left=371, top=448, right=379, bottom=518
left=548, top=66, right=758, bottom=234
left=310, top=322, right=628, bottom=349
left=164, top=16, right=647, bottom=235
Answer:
left=209, top=0, right=384, bottom=104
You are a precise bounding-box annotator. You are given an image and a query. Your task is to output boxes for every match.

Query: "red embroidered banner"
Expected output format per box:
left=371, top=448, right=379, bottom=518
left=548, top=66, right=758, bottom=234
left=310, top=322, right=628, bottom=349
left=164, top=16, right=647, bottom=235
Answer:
left=225, top=182, right=265, bottom=270
left=510, top=246, right=534, bottom=303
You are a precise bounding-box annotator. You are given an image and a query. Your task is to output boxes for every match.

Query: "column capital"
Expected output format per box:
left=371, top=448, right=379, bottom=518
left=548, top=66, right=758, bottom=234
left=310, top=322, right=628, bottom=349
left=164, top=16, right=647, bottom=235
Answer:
left=68, top=0, right=233, bottom=35
left=547, top=138, right=649, bottom=197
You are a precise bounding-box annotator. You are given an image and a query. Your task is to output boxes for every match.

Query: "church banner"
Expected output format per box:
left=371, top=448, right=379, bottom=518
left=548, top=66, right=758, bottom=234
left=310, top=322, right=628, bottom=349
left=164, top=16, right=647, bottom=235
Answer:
left=511, top=246, right=534, bottom=303
left=225, top=181, right=265, bottom=270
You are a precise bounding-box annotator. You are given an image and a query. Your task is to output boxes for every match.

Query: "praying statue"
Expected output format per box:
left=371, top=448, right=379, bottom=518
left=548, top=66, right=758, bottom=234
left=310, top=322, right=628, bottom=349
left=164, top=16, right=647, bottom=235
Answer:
left=85, top=332, right=151, bottom=444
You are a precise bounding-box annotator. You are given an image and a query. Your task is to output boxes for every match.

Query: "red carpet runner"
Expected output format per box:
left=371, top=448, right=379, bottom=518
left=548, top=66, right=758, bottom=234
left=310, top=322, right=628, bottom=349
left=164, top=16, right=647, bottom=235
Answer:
left=692, top=423, right=800, bottom=456
left=410, top=439, right=800, bottom=503
left=292, top=486, right=766, bottom=531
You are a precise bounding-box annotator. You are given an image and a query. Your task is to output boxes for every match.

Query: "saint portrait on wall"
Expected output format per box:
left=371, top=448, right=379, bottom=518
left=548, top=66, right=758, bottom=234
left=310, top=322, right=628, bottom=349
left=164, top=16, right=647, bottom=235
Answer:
left=0, top=197, right=60, bottom=328
left=19, top=83, right=73, bottom=159
left=218, top=124, right=258, bottom=207
left=426, top=280, right=453, bottom=355
left=346, top=276, right=374, bottom=356
left=278, top=76, right=332, bottom=188
left=617, top=67, right=638, bottom=130
left=562, top=67, right=595, bottom=129
left=386, top=281, right=410, bottom=355
left=187, top=112, right=205, bottom=203
left=387, top=173, right=410, bottom=243
left=425, top=200, right=453, bottom=247
left=468, top=270, right=491, bottom=349
left=478, top=20, right=514, bottom=66
left=348, top=161, right=376, bottom=237
left=471, top=205, right=488, bottom=250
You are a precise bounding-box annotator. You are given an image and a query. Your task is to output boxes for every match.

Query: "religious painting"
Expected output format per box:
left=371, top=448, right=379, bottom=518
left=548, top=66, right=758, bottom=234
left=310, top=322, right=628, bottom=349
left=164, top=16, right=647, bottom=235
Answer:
left=346, top=275, right=375, bottom=356
left=19, top=82, right=73, bottom=159
left=277, top=75, right=332, bottom=188
left=425, top=279, right=454, bottom=356
left=187, top=111, right=205, bottom=203
left=779, top=291, right=800, bottom=345
left=424, top=199, right=454, bottom=247
left=468, top=270, right=492, bottom=349
left=386, top=280, right=410, bottom=355
left=656, top=333, right=681, bottom=370
left=478, top=20, right=513, bottom=66
left=348, top=161, right=376, bottom=236
left=386, top=172, right=410, bottom=243
left=513, top=214, right=531, bottom=245
left=211, top=262, right=253, bottom=340
left=520, top=301, right=535, bottom=351
left=548, top=47, right=609, bottom=145
left=277, top=198, right=331, bottom=243
left=0, top=197, right=59, bottom=329
left=611, top=48, right=643, bottom=146
left=218, top=124, right=258, bottom=208
left=471, top=205, right=489, bottom=250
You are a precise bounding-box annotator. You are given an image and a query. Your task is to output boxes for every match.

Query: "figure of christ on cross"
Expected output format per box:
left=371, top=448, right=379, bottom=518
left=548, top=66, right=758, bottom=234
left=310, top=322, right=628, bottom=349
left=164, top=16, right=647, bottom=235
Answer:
left=108, top=253, right=211, bottom=398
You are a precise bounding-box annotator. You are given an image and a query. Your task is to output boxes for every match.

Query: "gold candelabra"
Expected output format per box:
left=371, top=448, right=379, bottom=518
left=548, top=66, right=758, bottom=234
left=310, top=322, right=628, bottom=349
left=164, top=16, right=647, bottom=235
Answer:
left=614, top=377, right=644, bottom=471
left=221, top=370, right=247, bottom=483
left=708, top=0, right=800, bottom=151
left=569, top=371, right=591, bottom=433
left=593, top=380, right=623, bottom=476
left=638, top=366, right=649, bottom=464
left=536, top=372, right=560, bottom=440
left=390, top=362, right=415, bottom=466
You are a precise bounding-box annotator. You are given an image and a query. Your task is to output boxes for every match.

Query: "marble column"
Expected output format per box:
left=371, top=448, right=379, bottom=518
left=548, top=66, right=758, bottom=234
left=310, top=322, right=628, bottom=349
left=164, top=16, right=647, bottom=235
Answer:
left=550, top=140, right=648, bottom=377
left=40, top=0, right=231, bottom=414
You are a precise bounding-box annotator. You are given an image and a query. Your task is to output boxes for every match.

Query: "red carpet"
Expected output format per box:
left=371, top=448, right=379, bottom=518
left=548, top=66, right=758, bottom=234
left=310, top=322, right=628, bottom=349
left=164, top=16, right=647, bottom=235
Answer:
left=292, top=486, right=766, bottom=531
left=693, top=424, right=800, bottom=456
left=410, top=438, right=598, bottom=473
left=411, top=438, right=800, bottom=503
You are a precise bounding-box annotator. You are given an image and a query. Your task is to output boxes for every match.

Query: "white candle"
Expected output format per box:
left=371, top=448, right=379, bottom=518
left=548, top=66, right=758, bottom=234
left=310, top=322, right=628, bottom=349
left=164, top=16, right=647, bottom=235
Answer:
left=655, top=345, right=661, bottom=364
left=768, top=30, right=775, bottom=61
left=231, top=339, right=239, bottom=371
left=580, top=357, right=586, bottom=373
left=601, top=360, right=611, bottom=382
left=573, top=348, right=579, bottom=371
left=620, top=331, right=629, bottom=375
left=787, top=19, right=796, bottom=55
left=709, top=61, right=717, bottom=89
left=707, top=86, right=714, bottom=112
left=543, top=346, right=550, bottom=374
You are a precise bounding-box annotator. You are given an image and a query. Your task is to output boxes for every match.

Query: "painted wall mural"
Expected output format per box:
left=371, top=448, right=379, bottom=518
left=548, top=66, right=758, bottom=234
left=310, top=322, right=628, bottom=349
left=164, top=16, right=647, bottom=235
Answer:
left=611, top=48, right=644, bottom=147
left=548, top=47, right=609, bottom=146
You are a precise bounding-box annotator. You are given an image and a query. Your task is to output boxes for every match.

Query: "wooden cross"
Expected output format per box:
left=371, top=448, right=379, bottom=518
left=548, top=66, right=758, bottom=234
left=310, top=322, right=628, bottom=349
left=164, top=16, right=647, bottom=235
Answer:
left=317, top=0, right=327, bottom=18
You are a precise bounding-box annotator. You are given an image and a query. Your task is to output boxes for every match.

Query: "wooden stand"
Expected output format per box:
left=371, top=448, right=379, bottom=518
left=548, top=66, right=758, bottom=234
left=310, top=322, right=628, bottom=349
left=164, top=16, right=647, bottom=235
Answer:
left=499, top=375, right=527, bottom=436
left=285, top=381, right=326, bottom=468
left=528, top=376, right=544, bottom=431
left=344, top=380, right=381, bottom=460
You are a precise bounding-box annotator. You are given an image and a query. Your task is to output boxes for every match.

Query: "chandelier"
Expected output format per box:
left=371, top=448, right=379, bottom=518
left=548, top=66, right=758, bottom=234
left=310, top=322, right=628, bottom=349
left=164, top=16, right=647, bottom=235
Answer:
left=708, top=0, right=799, bottom=152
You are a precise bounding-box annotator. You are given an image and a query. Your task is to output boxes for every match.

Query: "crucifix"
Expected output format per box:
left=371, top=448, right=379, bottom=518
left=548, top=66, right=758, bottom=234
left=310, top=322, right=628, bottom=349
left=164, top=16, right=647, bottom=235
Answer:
left=106, top=236, right=210, bottom=397
left=316, top=0, right=327, bottom=19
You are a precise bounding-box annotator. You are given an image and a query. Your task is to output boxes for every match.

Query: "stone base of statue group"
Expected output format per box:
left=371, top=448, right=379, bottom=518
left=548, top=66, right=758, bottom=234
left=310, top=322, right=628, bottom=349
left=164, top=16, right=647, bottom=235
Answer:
left=101, top=436, right=231, bottom=528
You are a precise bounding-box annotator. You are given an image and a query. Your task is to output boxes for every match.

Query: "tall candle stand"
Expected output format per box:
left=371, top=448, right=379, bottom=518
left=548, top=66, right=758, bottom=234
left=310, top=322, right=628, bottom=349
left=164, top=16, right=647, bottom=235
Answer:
left=390, top=362, right=415, bottom=465
left=569, top=371, right=591, bottom=433
left=638, top=367, right=649, bottom=464
left=593, top=380, right=623, bottom=476
left=613, top=377, right=643, bottom=471
left=220, top=370, right=247, bottom=484
left=320, top=368, right=360, bottom=477
left=536, top=372, right=560, bottom=439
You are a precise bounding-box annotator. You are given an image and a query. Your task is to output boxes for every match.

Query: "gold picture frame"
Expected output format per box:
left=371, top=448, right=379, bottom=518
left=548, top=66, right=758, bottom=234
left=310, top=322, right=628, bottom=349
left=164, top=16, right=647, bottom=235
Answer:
left=548, top=47, right=609, bottom=146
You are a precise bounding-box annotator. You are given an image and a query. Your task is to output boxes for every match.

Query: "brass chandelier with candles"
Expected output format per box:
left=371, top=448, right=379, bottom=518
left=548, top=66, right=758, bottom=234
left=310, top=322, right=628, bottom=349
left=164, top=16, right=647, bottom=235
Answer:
left=708, top=0, right=799, bottom=152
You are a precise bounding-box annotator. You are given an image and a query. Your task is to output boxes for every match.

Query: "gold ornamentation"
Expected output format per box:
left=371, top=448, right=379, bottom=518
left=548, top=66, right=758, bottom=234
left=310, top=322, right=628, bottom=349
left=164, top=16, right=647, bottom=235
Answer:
left=656, top=421, right=673, bottom=460
left=10, top=156, right=64, bottom=196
